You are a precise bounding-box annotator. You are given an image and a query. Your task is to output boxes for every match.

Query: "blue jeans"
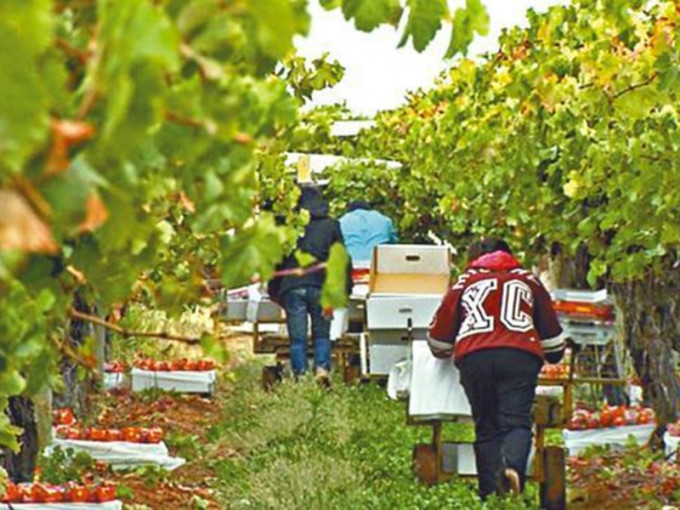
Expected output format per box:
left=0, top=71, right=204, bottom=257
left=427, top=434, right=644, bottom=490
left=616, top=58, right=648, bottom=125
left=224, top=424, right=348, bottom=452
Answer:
left=282, top=287, right=331, bottom=375
left=458, top=348, right=542, bottom=500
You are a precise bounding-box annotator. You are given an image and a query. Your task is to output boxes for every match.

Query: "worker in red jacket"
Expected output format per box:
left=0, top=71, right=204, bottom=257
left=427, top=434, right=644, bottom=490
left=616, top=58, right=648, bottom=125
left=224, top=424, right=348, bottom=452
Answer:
left=428, top=238, right=564, bottom=500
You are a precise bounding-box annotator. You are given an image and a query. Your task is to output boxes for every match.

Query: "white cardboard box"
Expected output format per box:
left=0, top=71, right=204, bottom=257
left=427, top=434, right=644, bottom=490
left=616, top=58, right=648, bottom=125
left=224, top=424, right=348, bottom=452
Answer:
left=131, top=368, right=216, bottom=394
left=366, top=295, right=442, bottom=330
left=365, top=245, right=451, bottom=375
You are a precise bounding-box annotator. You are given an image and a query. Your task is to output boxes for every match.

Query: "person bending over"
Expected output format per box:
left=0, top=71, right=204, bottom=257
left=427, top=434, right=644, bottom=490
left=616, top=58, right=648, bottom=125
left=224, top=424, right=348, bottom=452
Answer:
left=428, top=238, right=564, bottom=500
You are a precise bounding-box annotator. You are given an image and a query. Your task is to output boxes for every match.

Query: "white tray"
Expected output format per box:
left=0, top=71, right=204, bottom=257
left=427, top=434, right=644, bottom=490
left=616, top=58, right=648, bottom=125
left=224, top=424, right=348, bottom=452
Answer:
left=563, top=423, right=655, bottom=455
left=0, top=502, right=122, bottom=510
left=46, top=438, right=185, bottom=471
left=131, top=368, right=216, bottom=394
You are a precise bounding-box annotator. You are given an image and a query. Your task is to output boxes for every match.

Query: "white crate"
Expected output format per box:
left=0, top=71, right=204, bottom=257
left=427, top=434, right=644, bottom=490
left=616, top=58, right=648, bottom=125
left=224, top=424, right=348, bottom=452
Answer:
left=47, top=438, right=185, bottom=471
left=372, top=244, right=451, bottom=275
left=131, top=368, right=216, bottom=394
left=368, top=338, right=410, bottom=375
left=0, top=503, right=123, bottom=510
left=562, top=424, right=656, bottom=455
left=552, top=288, right=608, bottom=303
left=366, top=295, right=441, bottom=330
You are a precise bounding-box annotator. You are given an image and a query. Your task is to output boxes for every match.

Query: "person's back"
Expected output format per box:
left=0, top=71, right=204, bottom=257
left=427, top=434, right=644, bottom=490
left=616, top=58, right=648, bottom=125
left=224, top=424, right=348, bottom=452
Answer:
left=339, top=201, right=397, bottom=265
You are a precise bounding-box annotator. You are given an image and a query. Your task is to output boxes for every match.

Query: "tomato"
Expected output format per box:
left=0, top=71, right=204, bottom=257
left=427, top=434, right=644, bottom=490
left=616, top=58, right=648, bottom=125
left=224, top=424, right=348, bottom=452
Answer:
left=169, top=360, right=182, bottom=371
left=3, top=482, right=23, bottom=502
left=156, top=361, right=169, bottom=371
left=600, top=410, right=613, bottom=427
left=65, top=427, right=83, bottom=440
left=55, top=425, right=70, bottom=439
left=96, top=483, right=117, bottom=502
left=146, top=426, right=164, bottom=443
left=122, top=427, right=142, bottom=442
left=89, top=427, right=107, bottom=441
left=185, top=359, right=198, bottom=371
left=177, top=358, right=188, bottom=370
left=612, top=415, right=626, bottom=427
left=106, top=428, right=122, bottom=441
left=54, top=408, right=76, bottom=426
left=65, top=483, right=89, bottom=503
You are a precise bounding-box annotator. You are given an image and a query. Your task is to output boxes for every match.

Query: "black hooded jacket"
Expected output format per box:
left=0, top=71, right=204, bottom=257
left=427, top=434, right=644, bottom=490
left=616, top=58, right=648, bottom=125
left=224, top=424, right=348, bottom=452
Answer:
left=267, top=187, right=352, bottom=302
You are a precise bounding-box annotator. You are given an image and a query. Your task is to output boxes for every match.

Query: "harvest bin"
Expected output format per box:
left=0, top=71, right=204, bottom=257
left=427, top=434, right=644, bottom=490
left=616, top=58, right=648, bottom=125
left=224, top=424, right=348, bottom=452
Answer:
left=0, top=503, right=123, bottom=509
left=365, top=245, right=451, bottom=375
left=131, top=368, right=216, bottom=394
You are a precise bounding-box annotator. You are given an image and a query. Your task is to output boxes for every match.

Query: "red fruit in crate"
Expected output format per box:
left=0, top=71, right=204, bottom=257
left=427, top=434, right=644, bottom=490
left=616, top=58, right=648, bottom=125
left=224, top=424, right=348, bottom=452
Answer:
left=612, top=415, right=626, bottom=427
left=89, top=427, right=107, bottom=441
left=146, top=426, right=164, bottom=443
left=203, top=359, right=215, bottom=370
left=639, top=413, right=652, bottom=426
left=185, top=359, right=198, bottom=371
left=106, top=428, right=122, bottom=441
left=169, top=360, right=182, bottom=371
left=122, top=427, right=142, bottom=442
left=31, top=483, right=50, bottom=503
left=55, top=425, right=70, bottom=439
left=177, top=358, right=188, bottom=370
left=65, top=427, right=83, bottom=440
left=4, top=482, right=22, bottom=502
left=66, top=483, right=89, bottom=503
left=44, top=485, right=64, bottom=503
left=587, top=416, right=599, bottom=429
left=54, top=408, right=76, bottom=426
left=96, top=483, right=117, bottom=502
left=600, top=410, right=613, bottom=427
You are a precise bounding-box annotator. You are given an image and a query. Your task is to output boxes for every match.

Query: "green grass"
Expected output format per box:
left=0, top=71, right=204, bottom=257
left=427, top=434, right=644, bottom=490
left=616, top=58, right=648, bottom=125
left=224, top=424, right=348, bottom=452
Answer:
left=207, top=362, right=540, bottom=509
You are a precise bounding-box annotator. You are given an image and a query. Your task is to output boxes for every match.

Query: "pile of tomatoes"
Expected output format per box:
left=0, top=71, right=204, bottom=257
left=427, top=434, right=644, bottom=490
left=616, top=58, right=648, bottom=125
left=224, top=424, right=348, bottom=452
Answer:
left=53, top=408, right=77, bottom=427
left=567, top=404, right=655, bottom=430
left=56, top=425, right=164, bottom=443
left=104, top=361, right=127, bottom=373
left=134, top=358, right=216, bottom=371
left=2, top=481, right=116, bottom=504
left=539, top=363, right=570, bottom=379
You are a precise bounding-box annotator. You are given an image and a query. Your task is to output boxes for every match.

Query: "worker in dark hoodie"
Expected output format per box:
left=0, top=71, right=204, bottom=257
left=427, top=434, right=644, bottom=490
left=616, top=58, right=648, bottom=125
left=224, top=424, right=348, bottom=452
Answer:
left=427, top=238, right=564, bottom=500
left=268, top=186, right=352, bottom=384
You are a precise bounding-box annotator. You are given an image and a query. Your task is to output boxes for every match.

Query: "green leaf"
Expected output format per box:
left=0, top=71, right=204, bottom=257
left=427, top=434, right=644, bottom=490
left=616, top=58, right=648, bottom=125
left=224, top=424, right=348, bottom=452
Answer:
left=220, top=216, right=288, bottom=288
left=399, top=0, right=448, bottom=52
left=0, top=370, right=26, bottom=395
left=321, top=243, right=349, bottom=309
left=341, top=0, right=402, bottom=32
left=249, top=0, right=310, bottom=59
left=445, top=0, right=489, bottom=58
left=295, top=250, right=317, bottom=267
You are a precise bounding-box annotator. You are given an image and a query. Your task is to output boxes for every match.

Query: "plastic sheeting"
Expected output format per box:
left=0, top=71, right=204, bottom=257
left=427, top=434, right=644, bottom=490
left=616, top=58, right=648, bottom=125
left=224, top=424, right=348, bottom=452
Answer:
left=407, top=340, right=472, bottom=420
left=562, top=424, right=656, bottom=455
left=131, top=368, right=216, bottom=394
left=46, top=438, right=185, bottom=471
left=0, top=502, right=122, bottom=510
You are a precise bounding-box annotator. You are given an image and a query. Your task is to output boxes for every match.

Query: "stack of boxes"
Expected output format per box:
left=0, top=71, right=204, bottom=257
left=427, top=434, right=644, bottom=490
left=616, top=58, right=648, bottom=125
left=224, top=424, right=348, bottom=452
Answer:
left=365, top=245, right=452, bottom=375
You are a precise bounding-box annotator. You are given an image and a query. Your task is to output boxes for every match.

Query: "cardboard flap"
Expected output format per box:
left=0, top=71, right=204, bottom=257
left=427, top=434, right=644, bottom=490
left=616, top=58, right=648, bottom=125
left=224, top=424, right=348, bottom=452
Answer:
left=371, top=273, right=450, bottom=295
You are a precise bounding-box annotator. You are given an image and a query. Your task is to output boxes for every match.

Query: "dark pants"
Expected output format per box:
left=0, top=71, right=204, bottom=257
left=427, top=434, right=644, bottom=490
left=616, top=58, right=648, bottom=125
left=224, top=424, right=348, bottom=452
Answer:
left=282, top=286, right=331, bottom=375
left=458, top=348, right=542, bottom=500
